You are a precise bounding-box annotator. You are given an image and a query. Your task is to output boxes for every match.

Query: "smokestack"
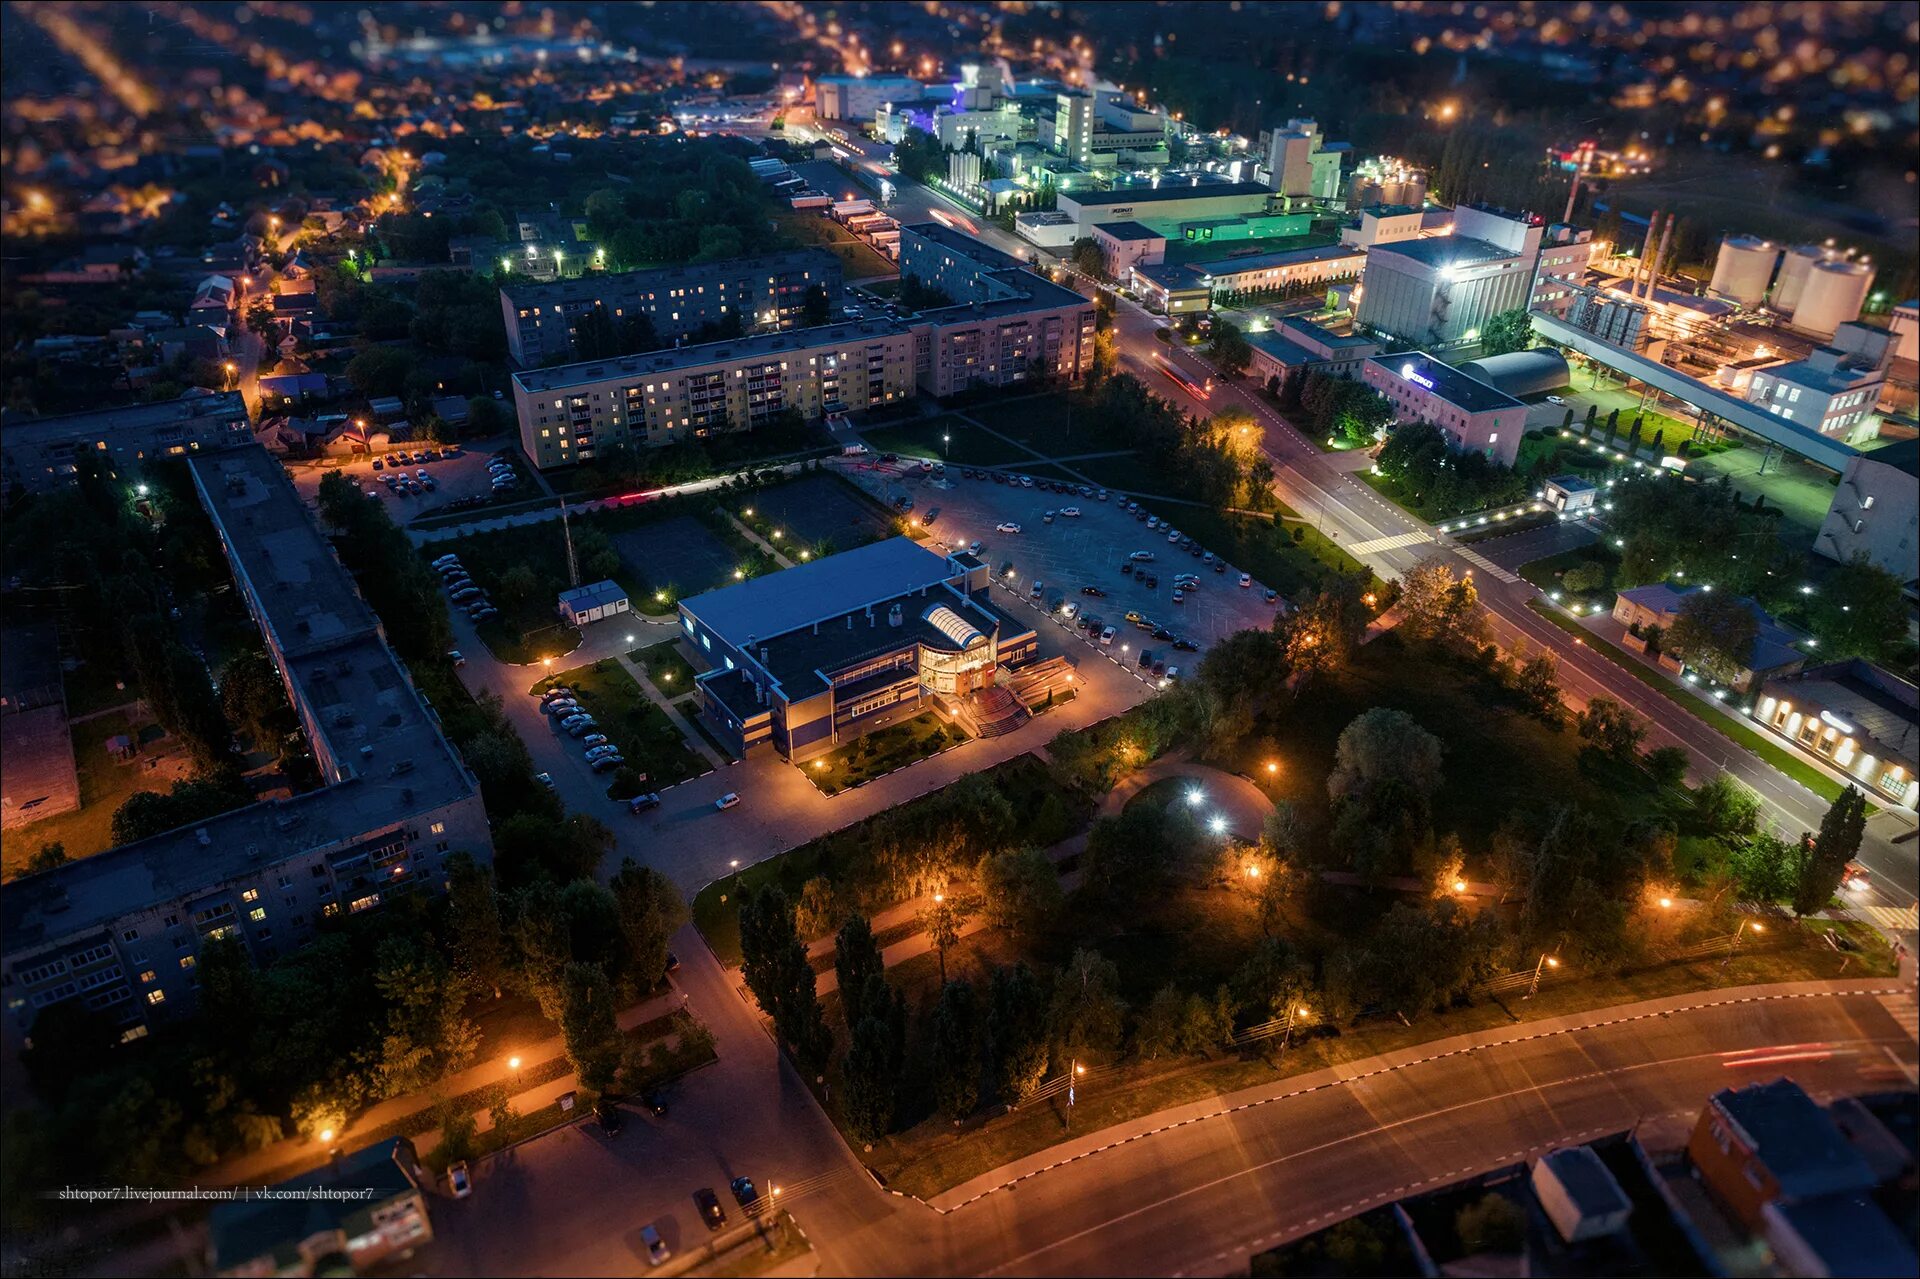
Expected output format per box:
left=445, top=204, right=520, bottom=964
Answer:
left=1636, top=211, right=1661, bottom=299
left=1650, top=213, right=1677, bottom=303
left=1562, top=169, right=1580, bottom=225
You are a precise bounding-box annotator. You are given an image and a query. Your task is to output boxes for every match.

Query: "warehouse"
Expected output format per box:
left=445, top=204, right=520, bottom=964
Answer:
left=1455, top=348, right=1572, bottom=400
left=1052, top=180, right=1275, bottom=237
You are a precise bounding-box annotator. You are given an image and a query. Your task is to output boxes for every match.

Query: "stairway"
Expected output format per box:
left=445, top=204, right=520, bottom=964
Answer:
left=966, top=685, right=1031, bottom=738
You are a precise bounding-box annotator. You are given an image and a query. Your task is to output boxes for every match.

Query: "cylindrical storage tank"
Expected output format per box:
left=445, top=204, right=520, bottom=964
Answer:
left=1792, top=259, right=1874, bottom=338
left=1772, top=243, right=1837, bottom=313
left=1707, top=235, right=1779, bottom=307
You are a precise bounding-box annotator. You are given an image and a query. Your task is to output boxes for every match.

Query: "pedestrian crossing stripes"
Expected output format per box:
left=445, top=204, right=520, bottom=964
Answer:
left=1859, top=903, right=1920, bottom=932
left=1453, top=547, right=1522, bottom=584
left=1347, top=531, right=1432, bottom=556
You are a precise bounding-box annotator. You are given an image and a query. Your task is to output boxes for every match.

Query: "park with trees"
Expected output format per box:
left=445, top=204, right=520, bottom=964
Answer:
left=694, top=555, right=1892, bottom=1197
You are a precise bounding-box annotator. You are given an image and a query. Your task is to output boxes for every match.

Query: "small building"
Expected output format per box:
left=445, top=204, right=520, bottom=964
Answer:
left=1531, top=1145, right=1633, bottom=1244
left=1245, top=329, right=1320, bottom=387
left=1755, top=659, right=1918, bottom=811
left=1132, top=261, right=1212, bottom=314
left=1092, top=220, right=1167, bottom=280
left=558, top=580, right=630, bottom=626
left=209, top=1137, right=433, bottom=1277
left=1611, top=583, right=1805, bottom=693
left=1361, top=352, right=1528, bottom=467
left=367, top=396, right=406, bottom=422
left=1543, top=474, right=1598, bottom=516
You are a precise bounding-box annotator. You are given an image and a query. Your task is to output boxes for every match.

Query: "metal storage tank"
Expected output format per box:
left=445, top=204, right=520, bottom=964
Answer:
left=1792, top=258, right=1875, bottom=338
left=1707, top=235, right=1779, bottom=307
left=1772, top=243, right=1839, bottom=313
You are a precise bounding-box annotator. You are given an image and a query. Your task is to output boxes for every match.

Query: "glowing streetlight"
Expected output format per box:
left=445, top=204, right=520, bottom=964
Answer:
left=734, top=568, right=746, bottom=579
left=136, top=483, right=150, bottom=497
left=1245, top=863, right=1261, bottom=879
left=1208, top=815, right=1228, bottom=835
left=1452, top=879, right=1467, bottom=894
left=1185, top=787, right=1205, bottom=808
left=1265, top=761, right=1279, bottom=775
left=318, top=1127, right=335, bottom=1143
left=626, top=634, right=635, bottom=645
left=508, top=1055, right=521, bottom=1070
left=1658, top=897, right=1672, bottom=909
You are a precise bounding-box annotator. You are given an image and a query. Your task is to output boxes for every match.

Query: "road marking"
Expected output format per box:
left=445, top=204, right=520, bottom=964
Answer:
left=1451, top=546, right=1522, bottom=584
left=1347, top=531, right=1432, bottom=555
left=1858, top=903, right=1919, bottom=932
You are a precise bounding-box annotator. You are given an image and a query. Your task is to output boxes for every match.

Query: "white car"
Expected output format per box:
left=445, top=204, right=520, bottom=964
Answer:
left=447, top=650, right=465, bottom=667
left=1239, top=573, right=1252, bottom=588
left=585, top=744, right=622, bottom=760
left=1060, top=601, right=1079, bottom=620
left=580, top=732, right=610, bottom=748
left=1129, top=550, right=1156, bottom=562
left=715, top=792, right=741, bottom=810
left=535, top=772, right=555, bottom=790
left=432, top=554, right=461, bottom=569
left=1099, top=626, right=1117, bottom=646
left=1146, top=517, right=1160, bottom=529
left=966, top=540, right=983, bottom=556
left=996, top=521, right=1023, bottom=534
left=1060, top=506, right=1082, bottom=517
left=1018, top=475, right=1034, bottom=487
left=1167, top=531, right=1182, bottom=543
left=1545, top=394, right=1567, bottom=406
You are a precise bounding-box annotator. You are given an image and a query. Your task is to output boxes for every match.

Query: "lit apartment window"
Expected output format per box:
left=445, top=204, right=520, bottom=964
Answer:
left=147, top=990, right=167, bottom=1006
left=241, top=888, right=259, bottom=903
left=140, top=970, right=157, bottom=984
left=179, top=955, right=196, bottom=970
left=431, top=822, right=445, bottom=835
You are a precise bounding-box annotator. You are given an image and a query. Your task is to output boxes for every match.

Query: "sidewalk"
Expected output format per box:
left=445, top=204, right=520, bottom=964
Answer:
left=204, top=989, right=684, bottom=1188
left=618, top=649, right=727, bottom=771
left=928, top=975, right=1909, bottom=1212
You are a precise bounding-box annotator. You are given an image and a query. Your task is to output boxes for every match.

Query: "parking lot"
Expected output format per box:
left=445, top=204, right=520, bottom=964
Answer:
left=285, top=434, right=530, bottom=521
left=837, top=461, right=1282, bottom=671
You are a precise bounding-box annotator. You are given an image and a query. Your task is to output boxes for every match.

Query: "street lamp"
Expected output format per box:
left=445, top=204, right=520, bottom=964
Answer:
left=318, top=1127, right=335, bottom=1144
left=1208, top=814, right=1228, bottom=836
left=1265, top=761, right=1279, bottom=776
left=1722, top=918, right=1763, bottom=969
left=1065, top=1059, right=1087, bottom=1130
left=224, top=361, right=237, bottom=389
left=1452, top=879, right=1467, bottom=894
left=1525, top=953, right=1560, bottom=998
left=942, top=432, right=950, bottom=459
left=1186, top=787, right=1205, bottom=808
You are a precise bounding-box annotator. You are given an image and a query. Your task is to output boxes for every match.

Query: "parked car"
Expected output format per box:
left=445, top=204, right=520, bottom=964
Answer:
left=1096, top=489, right=1109, bottom=501
left=1153, top=626, right=1176, bottom=641
left=966, top=541, right=983, bottom=556
left=629, top=792, right=662, bottom=814
left=996, top=521, right=1023, bottom=534
left=1081, top=585, right=1106, bottom=596
left=1141, top=575, right=1158, bottom=589
left=1545, top=394, right=1567, bottom=406
left=1240, top=572, right=1253, bottom=588
left=566, top=719, right=600, bottom=738
left=1129, top=550, right=1156, bottom=562
left=1061, top=506, right=1081, bottom=517
left=1172, top=591, right=1185, bottom=604
left=544, top=701, right=580, bottom=718
left=715, top=792, right=741, bottom=810
left=1138, top=648, right=1156, bottom=668
left=1060, top=601, right=1079, bottom=620
left=642, top=1224, right=670, bottom=1267
left=581, top=733, right=610, bottom=749
left=1146, top=517, right=1160, bottom=530
left=450, top=587, right=481, bottom=602
left=432, top=554, right=460, bottom=568
left=448, top=1161, right=472, bottom=1198
left=471, top=606, right=499, bottom=620
left=585, top=743, right=622, bottom=760
left=643, top=1090, right=668, bottom=1116
left=589, top=754, right=626, bottom=772
left=535, top=772, right=555, bottom=790
left=1173, top=637, right=1199, bottom=652
left=694, top=1188, right=727, bottom=1232
left=730, top=1177, right=760, bottom=1211
left=1029, top=580, right=1045, bottom=600
left=594, top=1101, right=625, bottom=1135
left=447, top=650, right=465, bottom=667
left=560, top=713, right=594, bottom=731
left=1043, top=510, right=1056, bottom=524
left=371, top=459, right=384, bottom=472
left=1264, top=588, right=1279, bottom=603
left=1019, top=475, right=1034, bottom=487
left=1099, top=626, right=1116, bottom=646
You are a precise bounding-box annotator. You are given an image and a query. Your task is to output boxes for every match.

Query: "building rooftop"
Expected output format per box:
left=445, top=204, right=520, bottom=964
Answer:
left=901, top=221, right=1027, bottom=272
left=512, top=317, right=908, bottom=393
left=1367, top=352, right=1525, bottom=414
left=1280, top=315, right=1381, bottom=352
left=1547, top=473, right=1599, bottom=494
left=1132, top=260, right=1209, bottom=294
left=1539, top=1145, right=1633, bottom=1219
left=1857, top=437, right=1919, bottom=478
left=498, top=249, right=838, bottom=312
left=210, top=1138, right=419, bottom=1272
left=558, top=579, right=627, bottom=609
left=0, top=389, right=247, bottom=449
left=1615, top=584, right=1805, bottom=675
left=1094, top=220, right=1166, bottom=242
left=750, top=584, right=1020, bottom=698
left=1764, top=348, right=1887, bottom=397
left=682, top=537, right=960, bottom=651
left=1194, top=243, right=1366, bottom=281
left=1715, top=1079, right=1881, bottom=1200
left=1371, top=234, right=1521, bottom=270
left=1061, top=180, right=1273, bottom=208
left=1772, top=660, right=1917, bottom=760
left=1768, top=1193, right=1918, bottom=1277
left=1, top=449, right=477, bottom=956
left=1245, top=329, right=1317, bottom=368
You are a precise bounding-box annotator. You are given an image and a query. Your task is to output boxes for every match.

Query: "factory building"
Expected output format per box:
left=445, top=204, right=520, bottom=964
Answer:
left=1456, top=349, right=1572, bottom=400
left=1050, top=181, right=1276, bottom=239
left=816, top=75, right=926, bottom=123
left=1817, top=438, right=1917, bottom=582
left=1362, top=352, right=1528, bottom=466
left=1259, top=118, right=1348, bottom=202
left=680, top=538, right=1040, bottom=763
left=1355, top=204, right=1545, bottom=349
left=1708, top=235, right=1781, bottom=308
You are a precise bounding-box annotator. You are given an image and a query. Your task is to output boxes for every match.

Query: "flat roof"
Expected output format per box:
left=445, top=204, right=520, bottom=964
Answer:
left=1773, top=660, right=1918, bottom=761
left=1094, top=220, right=1166, bottom=242
left=1245, top=330, right=1317, bottom=368
left=900, top=221, right=1026, bottom=273
left=0, top=389, right=247, bottom=448
left=1062, top=180, right=1273, bottom=208
left=1369, top=234, right=1520, bottom=269
left=1716, top=1081, right=1878, bottom=1199
left=751, top=584, right=1019, bottom=698
left=1764, top=351, right=1883, bottom=397
left=1281, top=316, right=1380, bottom=351
left=559, top=579, right=626, bottom=607
left=1858, top=437, right=1918, bottom=478
left=1133, top=260, right=1210, bottom=294
left=512, top=318, right=908, bottom=393
left=498, top=249, right=838, bottom=311
left=682, top=537, right=959, bottom=651
left=1367, top=351, right=1525, bottom=414
left=0, top=449, right=478, bottom=956
left=1193, top=243, right=1366, bottom=281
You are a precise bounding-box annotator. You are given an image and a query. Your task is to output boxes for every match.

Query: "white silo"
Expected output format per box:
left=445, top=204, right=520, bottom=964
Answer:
left=1792, top=258, right=1875, bottom=338
left=1772, top=243, right=1839, bottom=313
left=1707, top=235, right=1779, bottom=307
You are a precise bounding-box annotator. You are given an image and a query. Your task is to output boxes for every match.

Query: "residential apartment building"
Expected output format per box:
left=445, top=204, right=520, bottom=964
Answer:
left=515, top=228, right=1094, bottom=469
left=498, top=250, right=843, bottom=367
left=0, top=446, right=492, bottom=1050
left=1, top=391, right=251, bottom=494
left=1361, top=352, right=1528, bottom=466
left=1357, top=203, right=1545, bottom=349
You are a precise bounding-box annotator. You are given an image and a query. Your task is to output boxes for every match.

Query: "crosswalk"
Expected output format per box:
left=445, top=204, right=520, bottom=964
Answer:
left=1453, top=546, right=1523, bottom=584
left=1877, top=986, right=1918, bottom=1046
left=1347, top=531, right=1432, bottom=556
left=1858, top=902, right=1920, bottom=933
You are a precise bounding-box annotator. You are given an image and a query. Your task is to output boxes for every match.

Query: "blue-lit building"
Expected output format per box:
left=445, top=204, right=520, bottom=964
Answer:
left=678, top=538, right=1039, bottom=763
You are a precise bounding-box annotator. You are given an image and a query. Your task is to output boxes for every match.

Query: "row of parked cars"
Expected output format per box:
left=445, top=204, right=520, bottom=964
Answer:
left=432, top=552, right=499, bottom=622
left=536, top=685, right=626, bottom=770
left=487, top=452, right=522, bottom=496
left=640, top=1177, right=767, bottom=1266
left=960, top=468, right=1110, bottom=501
left=371, top=445, right=459, bottom=472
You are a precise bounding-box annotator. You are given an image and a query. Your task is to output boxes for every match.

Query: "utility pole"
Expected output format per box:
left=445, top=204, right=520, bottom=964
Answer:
left=560, top=498, right=580, bottom=586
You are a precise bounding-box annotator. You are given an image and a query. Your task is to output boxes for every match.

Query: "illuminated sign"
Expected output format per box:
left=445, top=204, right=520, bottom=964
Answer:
left=1820, top=710, right=1856, bottom=734
left=1400, top=362, right=1436, bottom=391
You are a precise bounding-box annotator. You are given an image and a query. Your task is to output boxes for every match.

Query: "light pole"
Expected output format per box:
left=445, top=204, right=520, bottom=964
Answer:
left=1064, top=1059, right=1086, bottom=1130
left=508, top=1055, right=522, bottom=1085
left=224, top=361, right=237, bottom=390
left=1721, top=918, right=1763, bottom=970
left=1525, top=952, right=1560, bottom=998
left=1281, top=1003, right=1307, bottom=1052
left=942, top=432, right=950, bottom=460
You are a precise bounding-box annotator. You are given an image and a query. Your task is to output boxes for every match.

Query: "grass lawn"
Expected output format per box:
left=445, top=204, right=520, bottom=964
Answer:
left=773, top=211, right=898, bottom=279
left=533, top=659, right=707, bottom=794
left=693, top=753, right=1082, bottom=965
left=862, top=417, right=1031, bottom=467
left=3, top=710, right=192, bottom=873
left=436, top=521, right=586, bottom=664
left=631, top=640, right=698, bottom=699
left=1450, top=511, right=1559, bottom=541
left=961, top=392, right=1100, bottom=457
left=1517, top=544, right=1620, bottom=613
left=60, top=659, right=138, bottom=719
left=805, top=712, right=966, bottom=795
left=409, top=493, right=558, bottom=531
left=1139, top=500, right=1371, bottom=600
left=1525, top=600, right=1848, bottom=803
left=1069, top=452, right=1177, bottom=495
